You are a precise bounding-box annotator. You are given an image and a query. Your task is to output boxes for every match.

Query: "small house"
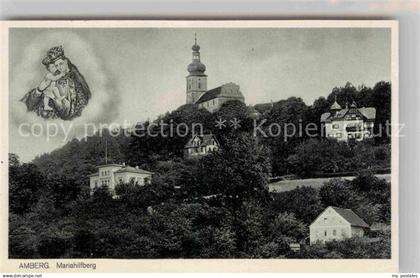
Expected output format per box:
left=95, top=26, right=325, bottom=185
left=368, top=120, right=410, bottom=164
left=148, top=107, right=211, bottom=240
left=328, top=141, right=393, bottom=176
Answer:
left=309, top=206, right=370, bottom=245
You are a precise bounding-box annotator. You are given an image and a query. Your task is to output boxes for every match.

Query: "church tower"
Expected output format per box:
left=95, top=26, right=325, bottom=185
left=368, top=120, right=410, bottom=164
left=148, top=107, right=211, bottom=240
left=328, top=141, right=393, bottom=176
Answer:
left=186, top=34, right=207, bottom=104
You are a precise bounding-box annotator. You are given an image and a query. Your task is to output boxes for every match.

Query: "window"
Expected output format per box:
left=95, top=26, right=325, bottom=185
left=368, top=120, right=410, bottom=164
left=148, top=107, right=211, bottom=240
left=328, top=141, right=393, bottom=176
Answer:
left=333, top=230, right=336, bottom=236
left=324, top=231, right=327, bottom=236
left=336, top=133, right=342, bottom=138
left=324, top=217, right=327, bottom=221
left=198, top=80, right=201, bottom=89
left=332, top=124, right=339, bottom=129
left=95, top=181, right=98, bottom=187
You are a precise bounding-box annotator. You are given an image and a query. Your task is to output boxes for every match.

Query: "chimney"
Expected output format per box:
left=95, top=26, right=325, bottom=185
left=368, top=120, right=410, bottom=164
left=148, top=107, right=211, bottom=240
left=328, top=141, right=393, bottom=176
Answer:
left=135, top=166, right=139, bottom=169
left=122, top=162, right=126, bottom=166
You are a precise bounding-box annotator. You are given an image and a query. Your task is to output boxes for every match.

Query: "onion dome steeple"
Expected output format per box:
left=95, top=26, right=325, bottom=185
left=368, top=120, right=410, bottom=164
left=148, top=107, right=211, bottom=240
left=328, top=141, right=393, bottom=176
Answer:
left=187, top=33, right=206, bottom=76
left=186, top=34, right=208, bottom=104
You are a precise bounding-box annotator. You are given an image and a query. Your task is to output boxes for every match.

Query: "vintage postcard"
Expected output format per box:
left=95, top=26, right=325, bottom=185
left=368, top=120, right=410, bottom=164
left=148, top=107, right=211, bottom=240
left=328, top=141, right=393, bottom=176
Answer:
left=0, top=20, right=399, bottom=273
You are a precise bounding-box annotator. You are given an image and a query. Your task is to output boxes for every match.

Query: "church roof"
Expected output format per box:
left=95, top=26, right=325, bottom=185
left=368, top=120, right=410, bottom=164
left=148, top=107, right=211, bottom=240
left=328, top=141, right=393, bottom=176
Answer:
left=196, top=82, right=244, bottom=104
left=196, top=86, right=222, bottom=104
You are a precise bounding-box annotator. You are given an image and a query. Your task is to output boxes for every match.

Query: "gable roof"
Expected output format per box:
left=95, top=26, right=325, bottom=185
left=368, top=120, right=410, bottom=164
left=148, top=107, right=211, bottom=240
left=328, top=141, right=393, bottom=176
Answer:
left=184, top=134, right=219, bottom=148
left=358, top=107, right=376, bottom=120
left=310, top=206, right=370, bottom=228
left=320, top=112, right=331, bottom=122
left=196, top=82, right=244, bottom=104
left=330, top=100, right=342, bottom=110
left=331, top=207, right=370, bottom=228
left=114, top=166, right=153, bottom=175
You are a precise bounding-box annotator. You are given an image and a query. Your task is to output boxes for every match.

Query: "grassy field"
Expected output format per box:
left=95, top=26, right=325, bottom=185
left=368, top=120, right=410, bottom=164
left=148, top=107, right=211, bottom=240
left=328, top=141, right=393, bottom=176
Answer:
left=268, top=174, right=391, bottom=193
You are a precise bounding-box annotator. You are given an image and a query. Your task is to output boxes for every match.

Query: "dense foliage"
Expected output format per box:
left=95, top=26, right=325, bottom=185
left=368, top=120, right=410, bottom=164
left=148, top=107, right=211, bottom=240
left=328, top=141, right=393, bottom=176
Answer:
left=9, top=81, right=392, bottom=258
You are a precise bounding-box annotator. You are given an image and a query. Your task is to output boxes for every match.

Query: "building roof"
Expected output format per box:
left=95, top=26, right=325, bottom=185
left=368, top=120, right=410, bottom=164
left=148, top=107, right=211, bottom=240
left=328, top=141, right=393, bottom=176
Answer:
left=95, top=163, right=123, bottom=168
left=196, top=82, right=244, bottom=104
left=331, top=207, right=370, bottom=228
left=196, top=86, right=222, bottom=104
left=310, top=206, right=370, bottom=228
left=254, top=102, right=273, bottom=114
left=358, top=107, right=376, bottom=120
left=330, top=100, right=342, bottom=110
left=184, top=134, right=219, bottom=148
left=321, top=107, right=376, bottom=122
left=114, top=166, right=153, bottom=175
left=320, top=112, right=331, bottom=122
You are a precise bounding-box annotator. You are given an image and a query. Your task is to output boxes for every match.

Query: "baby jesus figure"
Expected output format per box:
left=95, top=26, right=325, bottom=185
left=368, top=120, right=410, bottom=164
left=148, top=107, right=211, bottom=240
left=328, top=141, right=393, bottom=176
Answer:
left=40, top=63, right=66, bottom=111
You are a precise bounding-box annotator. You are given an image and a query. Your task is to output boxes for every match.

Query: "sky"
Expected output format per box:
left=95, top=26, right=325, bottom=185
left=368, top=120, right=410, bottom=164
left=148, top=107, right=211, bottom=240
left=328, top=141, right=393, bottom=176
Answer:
left=9, top=27, right=391, bottom=162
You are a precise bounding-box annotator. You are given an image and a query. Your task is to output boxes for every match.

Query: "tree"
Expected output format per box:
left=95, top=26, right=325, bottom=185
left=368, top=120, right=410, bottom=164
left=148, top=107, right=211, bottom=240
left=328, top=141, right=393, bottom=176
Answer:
left=270, top=186, right=323, bottom=224
left=9, top=162, right=45, bottom=214
left=286, top=138, right=351, bottom=177
left=319, top=178, right=354, bottom=208
left=199, top=133, right=271, bottom=204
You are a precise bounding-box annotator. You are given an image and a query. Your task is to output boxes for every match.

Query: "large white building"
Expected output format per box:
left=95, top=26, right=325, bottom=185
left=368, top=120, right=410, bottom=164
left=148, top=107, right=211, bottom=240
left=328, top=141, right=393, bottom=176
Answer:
left=321, top=99, right=376, bottom=142
left=186, top=35, right=245, bottom=112
left=89, top=163, right=153, bottom=195
left=309, top=206, right=370, bottom=245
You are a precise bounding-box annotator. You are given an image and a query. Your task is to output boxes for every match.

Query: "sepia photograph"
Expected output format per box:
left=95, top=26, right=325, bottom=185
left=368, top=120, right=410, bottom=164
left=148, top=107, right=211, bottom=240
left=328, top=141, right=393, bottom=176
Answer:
left=0, top=20, right=399, bottom=272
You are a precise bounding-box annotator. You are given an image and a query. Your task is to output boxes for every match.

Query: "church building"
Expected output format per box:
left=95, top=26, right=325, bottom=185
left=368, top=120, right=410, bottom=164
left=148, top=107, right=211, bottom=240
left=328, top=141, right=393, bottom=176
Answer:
left=186, top=35, right=245, bottom=112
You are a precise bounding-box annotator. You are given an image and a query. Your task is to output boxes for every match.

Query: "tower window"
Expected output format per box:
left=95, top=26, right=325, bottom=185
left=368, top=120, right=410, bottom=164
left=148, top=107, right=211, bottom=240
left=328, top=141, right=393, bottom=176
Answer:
left=198, top=80, right=201, bottom=89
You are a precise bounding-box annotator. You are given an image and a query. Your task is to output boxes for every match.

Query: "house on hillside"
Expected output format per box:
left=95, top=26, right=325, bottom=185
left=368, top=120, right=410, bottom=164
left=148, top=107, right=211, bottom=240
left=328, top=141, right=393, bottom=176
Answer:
left=309, top=206, right=370, bottom=245
left=321, top=98, right=376, bottom=142
left=184, top=134, right=220, bottom=158
left=89, top=163, right=153, bottom=195
left=185, top=35, right=245, bottom=112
